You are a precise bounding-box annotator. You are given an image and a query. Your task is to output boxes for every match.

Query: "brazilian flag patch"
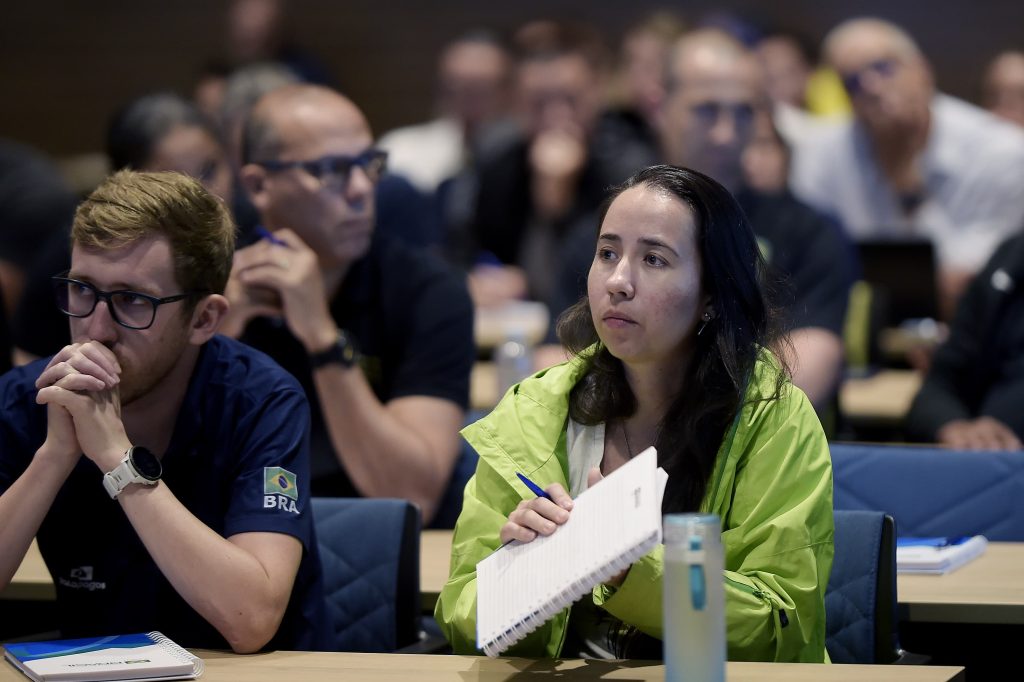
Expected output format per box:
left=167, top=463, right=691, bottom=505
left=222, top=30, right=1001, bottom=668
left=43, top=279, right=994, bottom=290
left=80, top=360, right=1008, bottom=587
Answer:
left=264, top=467, right=298, bottom=500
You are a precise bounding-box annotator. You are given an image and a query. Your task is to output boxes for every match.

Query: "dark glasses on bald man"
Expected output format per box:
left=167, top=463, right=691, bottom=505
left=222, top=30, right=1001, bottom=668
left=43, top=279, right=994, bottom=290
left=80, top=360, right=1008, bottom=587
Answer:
left=255, top=148, right=388, bottom=190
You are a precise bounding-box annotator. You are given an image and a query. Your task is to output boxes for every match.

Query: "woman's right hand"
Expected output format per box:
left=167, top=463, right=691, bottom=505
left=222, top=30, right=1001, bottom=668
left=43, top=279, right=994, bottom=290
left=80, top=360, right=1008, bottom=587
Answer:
left=499, top=483, right=574, bottom=545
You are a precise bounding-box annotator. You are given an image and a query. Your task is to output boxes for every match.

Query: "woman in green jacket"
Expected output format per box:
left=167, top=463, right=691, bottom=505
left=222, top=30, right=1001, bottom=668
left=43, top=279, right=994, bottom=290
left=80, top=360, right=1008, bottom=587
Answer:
left=435, top=165, right=833, bottom=661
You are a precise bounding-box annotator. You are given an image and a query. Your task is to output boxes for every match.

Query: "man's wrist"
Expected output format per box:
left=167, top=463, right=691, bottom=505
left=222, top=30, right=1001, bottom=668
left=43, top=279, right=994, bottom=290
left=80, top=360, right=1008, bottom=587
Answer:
left=308, top=328, right=360, bottom=370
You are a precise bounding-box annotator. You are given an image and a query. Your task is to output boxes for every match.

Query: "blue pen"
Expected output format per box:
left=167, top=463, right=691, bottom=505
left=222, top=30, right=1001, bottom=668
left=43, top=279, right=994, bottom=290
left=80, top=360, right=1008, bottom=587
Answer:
left=254, top=224, right=289, bottom=247
left=516, top=472, right=552, bottom=500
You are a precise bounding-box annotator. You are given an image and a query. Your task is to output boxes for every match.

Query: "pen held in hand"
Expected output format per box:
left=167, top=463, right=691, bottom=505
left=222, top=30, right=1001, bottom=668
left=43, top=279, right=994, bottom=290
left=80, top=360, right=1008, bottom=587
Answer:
left=255, top=225, right=289, bottom=248
left=516, top=471, right=552, bottom=500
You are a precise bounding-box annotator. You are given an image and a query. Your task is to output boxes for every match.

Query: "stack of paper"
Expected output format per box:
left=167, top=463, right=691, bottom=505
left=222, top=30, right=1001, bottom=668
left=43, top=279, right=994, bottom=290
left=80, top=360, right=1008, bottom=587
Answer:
left=896, top=535, right=988, bottom=574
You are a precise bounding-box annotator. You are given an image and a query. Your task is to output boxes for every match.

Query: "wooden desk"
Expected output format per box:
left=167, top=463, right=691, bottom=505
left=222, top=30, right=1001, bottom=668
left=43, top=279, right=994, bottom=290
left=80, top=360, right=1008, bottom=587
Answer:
left=0, top=539, right=53, bottom=601
left=898, top=542, right=1024, bottom=625
left=840, top=369, right=923, bottom=424
left=421, top=530, right=454, bottom=611
left=0, top=649, right=966, bottom=681
left=13, top=530, right=1024, bottom=629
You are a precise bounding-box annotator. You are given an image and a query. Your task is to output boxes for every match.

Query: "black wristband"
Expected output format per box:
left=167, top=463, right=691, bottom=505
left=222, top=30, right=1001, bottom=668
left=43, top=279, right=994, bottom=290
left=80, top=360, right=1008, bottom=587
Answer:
left=308, top=329, right=359, bottom=369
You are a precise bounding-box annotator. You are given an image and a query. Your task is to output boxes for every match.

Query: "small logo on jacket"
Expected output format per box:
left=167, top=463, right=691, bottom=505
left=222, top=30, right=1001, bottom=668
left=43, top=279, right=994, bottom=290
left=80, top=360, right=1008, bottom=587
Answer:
left=263, top=467, right=299, bottom=513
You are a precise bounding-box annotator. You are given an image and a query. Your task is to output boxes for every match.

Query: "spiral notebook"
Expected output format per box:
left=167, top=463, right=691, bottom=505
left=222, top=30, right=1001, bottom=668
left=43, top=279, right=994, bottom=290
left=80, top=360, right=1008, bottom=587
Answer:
left=3, top=631, right=203, bottom=682
left=476, top=446, right=666, bottom=657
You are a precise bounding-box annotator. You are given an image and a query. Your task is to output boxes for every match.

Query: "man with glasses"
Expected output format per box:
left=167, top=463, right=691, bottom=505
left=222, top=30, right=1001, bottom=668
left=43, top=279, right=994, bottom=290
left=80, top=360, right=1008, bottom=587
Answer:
left=789, top=17, right=1024, bottom=318
left=0, top=170, right=329, bottom=652
left=225, top=84, right=473, bottom=525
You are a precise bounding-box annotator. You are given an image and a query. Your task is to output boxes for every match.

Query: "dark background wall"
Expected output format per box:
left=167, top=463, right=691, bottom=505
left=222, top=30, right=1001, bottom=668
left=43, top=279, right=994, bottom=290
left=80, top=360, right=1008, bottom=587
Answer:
left=2, top=0, right=1022, bottom=157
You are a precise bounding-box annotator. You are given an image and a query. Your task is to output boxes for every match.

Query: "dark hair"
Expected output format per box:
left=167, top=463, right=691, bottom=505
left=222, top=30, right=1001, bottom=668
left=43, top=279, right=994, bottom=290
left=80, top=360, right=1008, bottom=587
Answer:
left=106, top=92, right=221, bottom=171
left=512, top=20, right=610, bottom=73
left=558, top=164, right=787, bottom=513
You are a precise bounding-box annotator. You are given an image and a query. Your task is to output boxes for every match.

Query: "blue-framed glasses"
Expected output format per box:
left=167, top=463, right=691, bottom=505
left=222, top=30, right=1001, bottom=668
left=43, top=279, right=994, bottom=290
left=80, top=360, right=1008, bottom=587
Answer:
left=256, top=148, right=388, bottom=190
left=840, top=59, right=898, bottom=96
left=51, top=273, right=204, bottom=330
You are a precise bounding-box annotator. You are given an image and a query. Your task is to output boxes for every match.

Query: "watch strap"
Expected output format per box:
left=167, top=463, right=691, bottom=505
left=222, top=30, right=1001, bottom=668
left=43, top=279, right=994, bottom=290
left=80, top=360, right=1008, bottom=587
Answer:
left=309, top=329, right=359, bottom=369
left=102, top=447, right=159, bottom=499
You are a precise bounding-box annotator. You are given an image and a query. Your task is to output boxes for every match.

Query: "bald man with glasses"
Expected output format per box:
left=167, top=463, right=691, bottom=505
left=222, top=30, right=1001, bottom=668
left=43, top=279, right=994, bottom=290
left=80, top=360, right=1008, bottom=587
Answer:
left=225, top=84, right=474, bottom=525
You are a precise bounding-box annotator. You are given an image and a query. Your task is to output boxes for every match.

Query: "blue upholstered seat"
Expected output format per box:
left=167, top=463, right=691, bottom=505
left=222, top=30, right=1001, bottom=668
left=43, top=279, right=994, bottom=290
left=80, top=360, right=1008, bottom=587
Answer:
left=826, top=510, right=901, bottom=664
left=311, top=497, right=421, bottom=652
left=831, top=443, right=1024, bottom=540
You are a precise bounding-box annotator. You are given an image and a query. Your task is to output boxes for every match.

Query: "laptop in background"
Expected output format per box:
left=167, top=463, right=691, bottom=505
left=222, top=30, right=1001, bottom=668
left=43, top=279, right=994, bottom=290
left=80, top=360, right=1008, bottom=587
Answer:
left=856, top=238, right=940, bottom=325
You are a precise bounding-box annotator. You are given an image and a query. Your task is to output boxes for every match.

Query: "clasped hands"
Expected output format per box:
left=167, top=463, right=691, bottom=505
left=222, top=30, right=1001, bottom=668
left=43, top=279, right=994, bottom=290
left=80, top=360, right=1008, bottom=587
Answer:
left=222, top=228, right=336, bottom=351
left=34, top=341, right=131, bottom=473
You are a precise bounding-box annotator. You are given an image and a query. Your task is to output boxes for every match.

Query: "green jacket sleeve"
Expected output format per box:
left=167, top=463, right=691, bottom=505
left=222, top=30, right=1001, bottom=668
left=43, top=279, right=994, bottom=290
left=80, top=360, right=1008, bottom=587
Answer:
left=433, top=451, right=570, bottom=656
left=596, top=383, right=833, bottom=663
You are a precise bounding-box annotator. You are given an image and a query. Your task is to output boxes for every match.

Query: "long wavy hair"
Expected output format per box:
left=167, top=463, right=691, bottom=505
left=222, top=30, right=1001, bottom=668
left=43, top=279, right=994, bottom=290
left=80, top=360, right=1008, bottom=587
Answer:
left=558, top=165, right=787, bottom=514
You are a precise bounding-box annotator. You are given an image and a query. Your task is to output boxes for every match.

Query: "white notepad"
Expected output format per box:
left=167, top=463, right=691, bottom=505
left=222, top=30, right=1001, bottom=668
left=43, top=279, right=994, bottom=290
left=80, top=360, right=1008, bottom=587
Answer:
left=476, top=446, right=666, bottom=657
left=896, top=535, right=988, bottom=574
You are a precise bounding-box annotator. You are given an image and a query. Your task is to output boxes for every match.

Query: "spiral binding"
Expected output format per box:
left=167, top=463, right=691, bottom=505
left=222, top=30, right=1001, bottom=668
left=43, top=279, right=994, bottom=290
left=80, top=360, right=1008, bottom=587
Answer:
left=480, top=533, right=657, bottom=656
left=147, top=632, right=205, bottom=677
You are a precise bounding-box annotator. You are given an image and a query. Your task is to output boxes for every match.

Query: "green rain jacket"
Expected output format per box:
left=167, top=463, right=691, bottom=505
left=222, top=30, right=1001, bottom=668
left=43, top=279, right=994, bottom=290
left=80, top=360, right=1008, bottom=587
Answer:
left=435, top=351, right=834, bottom=661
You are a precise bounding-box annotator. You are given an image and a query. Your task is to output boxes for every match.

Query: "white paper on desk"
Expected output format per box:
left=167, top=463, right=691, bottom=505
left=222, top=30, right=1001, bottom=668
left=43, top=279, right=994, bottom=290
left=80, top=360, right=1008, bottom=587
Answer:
left=476, top=446, right=666, bottom=657
left=897, top=535, right=988, bottom=574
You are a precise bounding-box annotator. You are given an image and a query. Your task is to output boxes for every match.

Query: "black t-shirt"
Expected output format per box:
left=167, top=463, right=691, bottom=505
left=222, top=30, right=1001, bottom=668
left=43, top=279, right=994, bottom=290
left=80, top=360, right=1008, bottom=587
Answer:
left=240, top=232, right=474, bottom=496
left=739, top=189, right=857, bottom=336
left=0, top=336, right=331, bottom=650
left=906, top=233, right=1024, bottom=441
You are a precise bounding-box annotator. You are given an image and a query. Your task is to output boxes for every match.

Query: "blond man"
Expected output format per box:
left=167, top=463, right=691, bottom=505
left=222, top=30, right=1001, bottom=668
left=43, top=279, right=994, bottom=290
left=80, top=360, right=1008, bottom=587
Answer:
left=0, top=171, right=329, bottom=652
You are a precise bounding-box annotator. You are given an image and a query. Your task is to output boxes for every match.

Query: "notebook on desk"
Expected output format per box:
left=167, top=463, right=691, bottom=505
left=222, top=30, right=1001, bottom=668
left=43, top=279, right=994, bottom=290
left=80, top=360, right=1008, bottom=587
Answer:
left=3, top=631, right=203, bottom=682
left=896, top=535, right=988, bottom=574
left=475, top=447, right=667, bottom=657
left=857, top=238, right=939, bottom=325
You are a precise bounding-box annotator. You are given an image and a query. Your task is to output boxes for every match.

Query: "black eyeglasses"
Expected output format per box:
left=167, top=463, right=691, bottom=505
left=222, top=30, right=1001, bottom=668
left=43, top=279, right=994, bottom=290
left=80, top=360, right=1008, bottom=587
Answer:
left=51, top=274, right=203, bottom=330
left=256, top=148, right=388, bottom=190
left=840, top=58, right=898, bottom=97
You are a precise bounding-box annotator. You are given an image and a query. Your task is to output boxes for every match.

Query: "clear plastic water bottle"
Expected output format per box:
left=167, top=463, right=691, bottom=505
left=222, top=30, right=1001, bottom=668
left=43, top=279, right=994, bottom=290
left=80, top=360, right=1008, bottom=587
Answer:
left=663, top=513, right=725, bottom=682
left=494, top=331, right=532, bottom=396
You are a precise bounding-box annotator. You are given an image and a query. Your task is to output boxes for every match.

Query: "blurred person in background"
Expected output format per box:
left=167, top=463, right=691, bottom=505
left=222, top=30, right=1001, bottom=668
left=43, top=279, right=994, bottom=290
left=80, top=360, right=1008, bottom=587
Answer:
left=466, top=20, right=656, bottom=312
left=605, top=11, right=687, bottom=155
left=905, top=232, right=1024, bottom=450
left=657, top=29, right=854, bottom=412
left=789, top=17, right=1024, bottom=319
left=982, top=50, right=1024, bottom=129
left=192, top=0, right=333, bottom=121
left=0, top=141, right=77, bottom=328
left=379, top=31, right=515, bottom=195
left=12, top=93, right=236, bottom=363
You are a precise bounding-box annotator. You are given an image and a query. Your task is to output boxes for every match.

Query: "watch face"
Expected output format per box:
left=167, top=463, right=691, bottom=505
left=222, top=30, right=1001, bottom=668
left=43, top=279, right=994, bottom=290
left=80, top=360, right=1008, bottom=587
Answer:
left=129, top=446, right=162, bottom=480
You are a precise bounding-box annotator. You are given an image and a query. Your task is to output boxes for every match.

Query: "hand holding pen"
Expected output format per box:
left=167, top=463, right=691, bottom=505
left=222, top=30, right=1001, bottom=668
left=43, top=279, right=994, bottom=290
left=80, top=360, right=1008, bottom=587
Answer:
left=499, top=472, right=574, bottom=545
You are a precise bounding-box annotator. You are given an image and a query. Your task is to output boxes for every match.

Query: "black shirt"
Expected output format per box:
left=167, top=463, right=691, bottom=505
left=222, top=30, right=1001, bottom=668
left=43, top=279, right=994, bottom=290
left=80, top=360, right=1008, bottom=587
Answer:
left=240, top=232, right=474, bottom=496
left=0, top=336, right=331, bottom=650
left=739, top=189, right=857, bottom=336
left=905, top=233, right=1024, bottom=441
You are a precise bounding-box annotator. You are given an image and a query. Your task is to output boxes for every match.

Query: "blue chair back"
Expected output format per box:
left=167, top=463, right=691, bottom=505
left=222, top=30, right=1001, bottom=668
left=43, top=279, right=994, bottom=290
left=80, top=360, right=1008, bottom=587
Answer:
left=311, top=497, right=421, bottom=652
left=826, top=510, right=900, bottom=664
left=831, top=443, right=1024, bottom=540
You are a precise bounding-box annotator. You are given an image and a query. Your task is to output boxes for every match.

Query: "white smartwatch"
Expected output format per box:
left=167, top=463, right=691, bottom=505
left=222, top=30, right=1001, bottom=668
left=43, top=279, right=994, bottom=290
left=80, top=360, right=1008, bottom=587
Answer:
left=102, top=446, right=162, bottom=499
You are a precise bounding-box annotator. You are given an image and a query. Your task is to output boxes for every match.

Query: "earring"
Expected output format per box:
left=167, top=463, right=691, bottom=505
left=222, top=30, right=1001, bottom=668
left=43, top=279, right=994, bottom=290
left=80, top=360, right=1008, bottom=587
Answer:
left=697, top=310, right=713, bottom=337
